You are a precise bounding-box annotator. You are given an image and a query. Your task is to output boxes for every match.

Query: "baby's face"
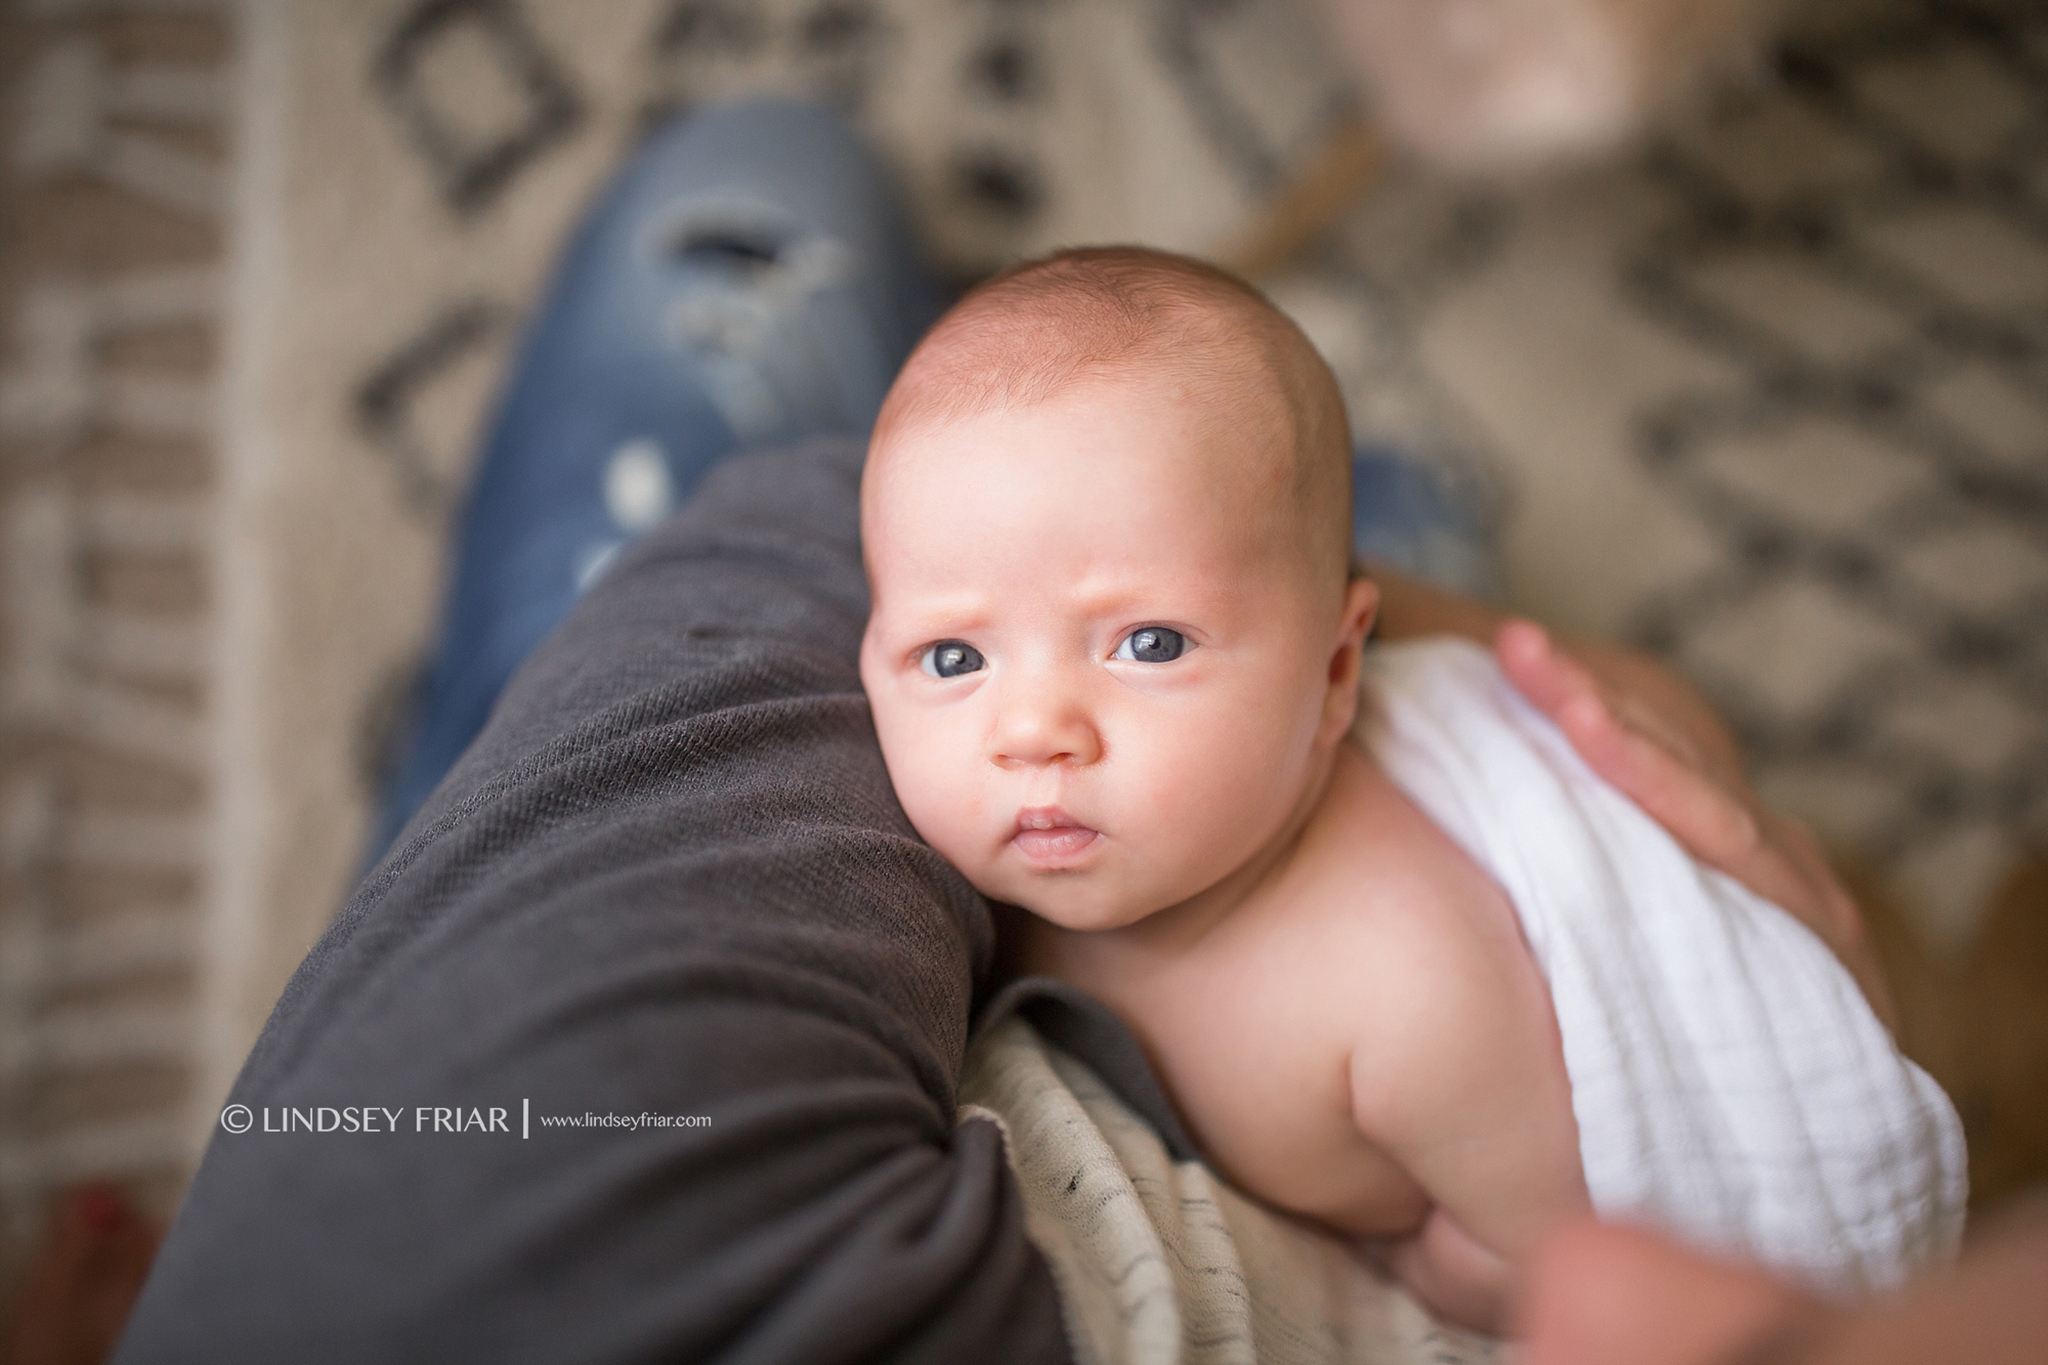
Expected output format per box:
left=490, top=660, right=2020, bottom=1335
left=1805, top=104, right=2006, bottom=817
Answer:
left=861, top=377, right=1366, bottom=932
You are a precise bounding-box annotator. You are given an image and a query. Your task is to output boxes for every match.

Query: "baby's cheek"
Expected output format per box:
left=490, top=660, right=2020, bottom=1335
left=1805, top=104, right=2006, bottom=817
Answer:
left=901, top=783, right=963, bottom=854
left=890, top=738, right=981, bottom=859
left=1153, top=713, right=1301, bottom=860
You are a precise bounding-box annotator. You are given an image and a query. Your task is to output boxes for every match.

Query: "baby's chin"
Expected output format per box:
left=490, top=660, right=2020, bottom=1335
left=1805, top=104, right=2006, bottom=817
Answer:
left=983, top=877, right=1164, bottom=935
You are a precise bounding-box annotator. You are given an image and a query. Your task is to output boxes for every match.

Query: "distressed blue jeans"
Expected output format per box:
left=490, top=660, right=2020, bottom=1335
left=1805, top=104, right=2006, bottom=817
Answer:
left=371, top=98, right=1496, bottom=859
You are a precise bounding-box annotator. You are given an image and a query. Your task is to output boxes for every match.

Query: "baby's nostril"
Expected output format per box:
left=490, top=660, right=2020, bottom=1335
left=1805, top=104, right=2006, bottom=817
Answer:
left=672, top=228, right=782, bottom=274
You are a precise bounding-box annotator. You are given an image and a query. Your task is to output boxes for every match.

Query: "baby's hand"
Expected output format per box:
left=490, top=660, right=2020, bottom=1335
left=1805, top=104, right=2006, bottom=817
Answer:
left=1381, top=1206, right=1516, bottom=1336
left=1494, top=619, right=1895, bottom=1029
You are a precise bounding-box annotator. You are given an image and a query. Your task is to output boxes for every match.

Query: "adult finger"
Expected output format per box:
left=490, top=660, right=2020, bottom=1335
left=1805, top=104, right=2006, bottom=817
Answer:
left=1497, top=623, right=1758, bottom=864
left=1496, top=621, right=1704, bottom=770
left=1495, top=621, right=1891, bottom=1021
left=1496, top=621, right=1824, bottom=920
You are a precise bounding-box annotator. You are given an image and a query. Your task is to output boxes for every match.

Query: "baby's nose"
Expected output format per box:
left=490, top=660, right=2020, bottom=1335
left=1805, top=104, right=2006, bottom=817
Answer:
left=989, top=681, right=1102, bottom=769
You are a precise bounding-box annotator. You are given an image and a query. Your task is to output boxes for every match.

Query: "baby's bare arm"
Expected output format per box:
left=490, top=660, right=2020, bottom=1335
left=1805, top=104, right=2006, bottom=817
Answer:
left=1345, top=883, right=1591, bottom=1336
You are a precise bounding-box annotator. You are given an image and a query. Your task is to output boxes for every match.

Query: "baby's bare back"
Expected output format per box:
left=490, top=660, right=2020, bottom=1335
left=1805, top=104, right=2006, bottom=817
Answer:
left=1022, top=738, right=1589, bottom=1331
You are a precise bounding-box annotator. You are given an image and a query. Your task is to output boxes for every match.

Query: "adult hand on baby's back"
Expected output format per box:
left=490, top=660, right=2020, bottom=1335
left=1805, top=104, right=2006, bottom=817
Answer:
left=1518, top=1214, right=2048, bottom=1365
left=1493, top=619, right=1896, bottom=1029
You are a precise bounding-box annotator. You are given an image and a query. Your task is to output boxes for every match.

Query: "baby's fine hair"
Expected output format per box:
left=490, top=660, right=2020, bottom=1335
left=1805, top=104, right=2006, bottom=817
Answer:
left=871, top=246, right=1354, bottom=592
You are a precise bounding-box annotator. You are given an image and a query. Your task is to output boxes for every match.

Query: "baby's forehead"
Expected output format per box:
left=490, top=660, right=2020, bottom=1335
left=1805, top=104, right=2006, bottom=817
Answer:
left=862, top=392, right=1318, bottom=616
left=868, top=405, right=1286, bottom=560
left=867, top=365, right=1295, bottom=512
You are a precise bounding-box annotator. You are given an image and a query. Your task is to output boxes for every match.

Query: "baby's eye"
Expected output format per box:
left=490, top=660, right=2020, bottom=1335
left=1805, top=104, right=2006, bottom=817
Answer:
left=1113, top=627, right=1188, bottom=664
left=921, top=641, right=986, bottom=679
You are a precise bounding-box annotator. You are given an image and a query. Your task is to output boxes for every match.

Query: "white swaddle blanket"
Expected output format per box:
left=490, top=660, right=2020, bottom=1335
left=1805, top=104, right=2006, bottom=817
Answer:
left=1357, top=638, right=1968, bottom=1295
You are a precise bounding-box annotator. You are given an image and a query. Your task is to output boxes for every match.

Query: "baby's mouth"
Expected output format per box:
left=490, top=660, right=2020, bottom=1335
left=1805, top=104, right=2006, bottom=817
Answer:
left=1013, top=807, right=1100, bottom=862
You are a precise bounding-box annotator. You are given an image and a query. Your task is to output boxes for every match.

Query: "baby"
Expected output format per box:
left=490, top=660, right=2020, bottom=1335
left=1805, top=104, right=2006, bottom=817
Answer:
left=857, top=247, right=1964, bottom=1334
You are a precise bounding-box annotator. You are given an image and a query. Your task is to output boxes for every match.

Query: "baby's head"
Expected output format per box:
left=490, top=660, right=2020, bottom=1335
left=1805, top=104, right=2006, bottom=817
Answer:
left=860, top=247, right=1377, bottom=932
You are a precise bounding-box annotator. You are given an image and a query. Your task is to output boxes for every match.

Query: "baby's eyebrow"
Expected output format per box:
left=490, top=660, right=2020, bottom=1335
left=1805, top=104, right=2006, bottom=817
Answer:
left=1062, top=573, right=1224, bottom=619
left=1064, top=582, right=1154, bottom=614
left=875, top=574, right=1230, bottom=635
left=875, top=591, right=996, bottom=635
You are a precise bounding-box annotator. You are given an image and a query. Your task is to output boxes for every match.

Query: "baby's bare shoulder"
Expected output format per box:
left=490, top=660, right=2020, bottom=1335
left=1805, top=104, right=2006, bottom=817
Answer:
left=1290, top=744, right=1527, bottom=956
left=1288, top=745, right=1560, bottom=1086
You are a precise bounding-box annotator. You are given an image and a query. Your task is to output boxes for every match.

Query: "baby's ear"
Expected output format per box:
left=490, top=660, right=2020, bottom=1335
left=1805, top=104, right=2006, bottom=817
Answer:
left=1340, top=576, right=1380, bottom=651
left=1318, top=577, right=1380, bottom=744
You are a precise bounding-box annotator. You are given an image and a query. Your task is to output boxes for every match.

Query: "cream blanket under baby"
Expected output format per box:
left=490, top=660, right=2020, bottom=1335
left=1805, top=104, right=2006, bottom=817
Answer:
left=1359, top=638, right=1968, bottom=1294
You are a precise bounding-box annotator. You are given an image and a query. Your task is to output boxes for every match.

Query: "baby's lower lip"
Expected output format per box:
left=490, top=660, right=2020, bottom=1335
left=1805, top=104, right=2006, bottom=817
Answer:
left=1012, top=826, right=1100, bottom=862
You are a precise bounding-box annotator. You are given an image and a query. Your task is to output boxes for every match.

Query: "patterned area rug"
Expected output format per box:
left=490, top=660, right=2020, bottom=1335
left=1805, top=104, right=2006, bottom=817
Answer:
left=1312, top=0, right=2048, bottom=956
left=0, top=0, right=2042, bottom=1295
left=0, top=0, right=231, bottom=1290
